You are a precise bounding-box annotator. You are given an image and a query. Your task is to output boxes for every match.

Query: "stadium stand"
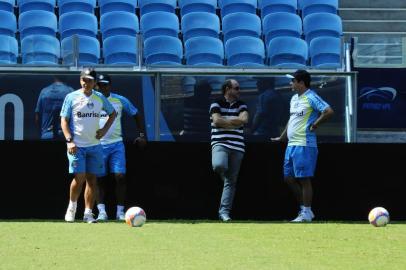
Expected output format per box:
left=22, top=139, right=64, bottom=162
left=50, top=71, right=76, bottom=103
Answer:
left=184, top=36, right=224, bottom=66
left=0, top=35, right=18, bottom=63
left=18, top=10, right=58, bottom=39
left=58, top=0, right=96, bottom=15
left=262, top=12, right=302, bottom=47
left=140, top=11, right=179, bottom=41
left=225, top=36, right=265, bottom=66
left=219, top=0, right=257, bottom=18
left=309, top=36, right=341, bottom=68
left=18, top=0, right=55, bottom=13
left=59, top=11, right=98, bottom=40
left=303, top=12, right=343, bottom=43
left=61, top=35, right=100, bottom=65
left=103, top=35, right=138, bottom=65
left=138, top=0, right=176, bottom=16
left=181, top=12, right=220, bottom=42
left=301, top=0, right=338, bottom=18
left=222, top=12, right=261, bottom=44
left=0, top=10, right=17, bottom=37
left=178, top=0, right=217, bottom=17
left=259, top=0, right=297, bottom=19
left=100, top=11, right=139, bottom=41
left=98, top=0, right=137, bottom=15
left=0, top=0, right=14, bottom=12
left=21, top=34, right=60, bottom=64
left=143, top=35, right=183, bottom=65
left=267, top=36, right=308, bottom=67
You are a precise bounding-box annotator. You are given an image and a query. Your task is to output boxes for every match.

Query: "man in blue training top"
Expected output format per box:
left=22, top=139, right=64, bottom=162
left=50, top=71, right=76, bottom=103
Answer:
left=61, top=68, right=117, bottom=223
left=272, top=69, right=334, bottom=222
left=35, top=76, right=74, bottom=140
left=95, top=74, right=147, bottom=221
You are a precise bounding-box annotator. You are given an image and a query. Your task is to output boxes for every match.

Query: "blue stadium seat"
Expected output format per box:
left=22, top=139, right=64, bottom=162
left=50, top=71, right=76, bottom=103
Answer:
left=61, top=35, right=100, bottom=65
left=263, top=12, right=302, bottom=47
left=219, top=0, right=257, bottom=18
left=259, top=0, right=297, bottom=18
left=139, top=0, right=176, bottom=16
left=144, top=35, right=183, bottom=65
left=58, top=0, right=96, bottom=15
left=184, top=36, right=224, bottom=66
left=59, top=11, right=98, bottom=40
left=225, top=36, right=265, bottom=67
left=309, top=36, right=341, bottom=69
left=181, top=12, right=220, bottom=42
left=100, top=11, right=139, bottom=41
left=103, top=35, right=137, bottom=65
left=268, top=36, right=308, bottom=68
left=18, top=10, right=57, bottom=39
left=0, top=0, right=14, bottom=12
left=303, top=12, right=342, bottom=43
left=0, top=35, right=18, bottom=64
left=179, top=0, right=217, bottom=17
left=140, top=11, right=179, bottom=41
left=21, top=35, right=60, bottom=65
left=302, top=0, right=338, bottom=18
left=18, top=0, right=55, bottom=13
left=222, top=12, right=261, bottom=44
left=99, top=0, right=137, bottom=15
left=0, top=10, right=16, bottom=37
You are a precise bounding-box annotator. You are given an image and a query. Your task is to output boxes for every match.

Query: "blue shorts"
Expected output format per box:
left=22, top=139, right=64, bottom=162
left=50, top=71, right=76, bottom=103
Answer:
left=98, top=141, right=126, bottom=177
left=283, top=146, right=318, bottom=179
left=68, top=144, right=104, bottom=175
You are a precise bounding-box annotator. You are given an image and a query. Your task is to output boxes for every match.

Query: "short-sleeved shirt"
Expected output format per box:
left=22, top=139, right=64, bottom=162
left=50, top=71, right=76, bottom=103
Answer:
left=210, top=98, right=248, bottom=153
left=287, top=89, right=330, bottom=147
left=99, top=92, right=138, bottom=145
left=60, top=89, right=115, bottom=147
left=35, top=82, right=74, bottom=139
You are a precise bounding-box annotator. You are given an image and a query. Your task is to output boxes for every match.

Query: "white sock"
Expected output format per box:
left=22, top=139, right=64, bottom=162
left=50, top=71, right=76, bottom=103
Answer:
left=117, top=205, right=124, bottom=215
left=97, top=204, right=106, bottom=213
left=84, top=208, right=92, bottom=215
left=304, top=206, right=312, bottom=212
left=68, top=200, right=77, bottom=210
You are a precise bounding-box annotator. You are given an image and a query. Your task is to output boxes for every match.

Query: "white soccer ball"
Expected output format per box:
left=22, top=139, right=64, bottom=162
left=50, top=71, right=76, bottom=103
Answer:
left=125, top=206, right=146, bottom=227
left=368, top=207, right=389, bottom=227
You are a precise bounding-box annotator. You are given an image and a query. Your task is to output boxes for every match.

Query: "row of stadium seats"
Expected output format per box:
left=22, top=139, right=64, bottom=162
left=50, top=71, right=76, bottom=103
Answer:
left=0, top=0, right=338, bottom=18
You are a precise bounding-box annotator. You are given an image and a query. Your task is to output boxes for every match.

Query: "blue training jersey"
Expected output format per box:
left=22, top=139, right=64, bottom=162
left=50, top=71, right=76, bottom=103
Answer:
left=60, top=89, right=115, bottom=147
left=35, top=82, right=74, bottom=139
left=287, top=89, right=330, bottom=147
left=99, top=93, right=138, bottom=145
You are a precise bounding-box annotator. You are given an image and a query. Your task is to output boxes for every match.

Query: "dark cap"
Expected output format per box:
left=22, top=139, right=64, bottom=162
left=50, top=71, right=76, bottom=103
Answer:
left=97, top=74, right=111, bottom=84
left=286, top=69, right=310, bottom=82
left=80, top=68, right=96, bottom=80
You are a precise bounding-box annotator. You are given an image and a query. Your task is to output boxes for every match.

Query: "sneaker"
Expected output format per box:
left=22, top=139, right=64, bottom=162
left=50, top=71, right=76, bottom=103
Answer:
left=291, top=211, right=312, bottom=223
left=308, top=209, right=315, bottom=219
left=97, top=211, right=108, bottom=222
left=83, top=213, right=97, bottom=223
left=219, top=214, right=232, bottom=222
left=65, top=208, right=76, bottom=222
left=116, top=212, right=125, bottom=221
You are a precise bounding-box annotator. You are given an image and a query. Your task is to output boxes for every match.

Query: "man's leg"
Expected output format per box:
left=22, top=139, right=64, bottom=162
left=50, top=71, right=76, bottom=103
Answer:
left=65, top=174, right=86, bottom=222
left=212, top=146, right=230, bottom=220
left=285, top=176, right=303, bottom=206
left=96, top=176, right=109, bottom=221
left=114, top=173, right=126, bottom=220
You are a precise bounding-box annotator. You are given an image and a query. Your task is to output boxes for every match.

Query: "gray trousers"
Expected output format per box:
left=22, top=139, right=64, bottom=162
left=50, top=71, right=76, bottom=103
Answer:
left=212, top=145, right=244, bottom=217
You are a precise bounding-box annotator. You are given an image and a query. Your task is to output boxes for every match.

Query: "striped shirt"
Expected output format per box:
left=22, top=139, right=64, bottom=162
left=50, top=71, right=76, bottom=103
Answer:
left=210, top=98, right=248, bottom=153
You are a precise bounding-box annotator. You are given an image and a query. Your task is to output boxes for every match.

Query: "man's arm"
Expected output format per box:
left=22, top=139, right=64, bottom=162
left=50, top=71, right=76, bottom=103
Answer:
left=61, top=116, right=76, bottom=154
left=96, top=110, right=117, bottom=139
left=310, top=107, right=334, bottom=131
left=212, top=112, right=248, bottom=129
left=133, top=113, right=147, bottom=146
left=271, top=123, right=288, bottom=142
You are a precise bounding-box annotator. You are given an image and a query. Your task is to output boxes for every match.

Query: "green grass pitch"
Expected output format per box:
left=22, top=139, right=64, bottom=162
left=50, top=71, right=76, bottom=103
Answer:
left=1, top=220, right=406, bottom=269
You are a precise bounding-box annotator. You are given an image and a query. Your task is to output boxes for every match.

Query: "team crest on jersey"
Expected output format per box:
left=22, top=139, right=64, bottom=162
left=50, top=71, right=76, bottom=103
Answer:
left=87, top=101, right=94, bottom=109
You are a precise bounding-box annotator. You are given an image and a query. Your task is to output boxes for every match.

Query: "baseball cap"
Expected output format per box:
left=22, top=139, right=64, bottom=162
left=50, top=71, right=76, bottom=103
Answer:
left=97, top=74, right=111, bottom=84
left=286, top=69, right=310, bottom=82
left=80, top=68, right=96, bottom=80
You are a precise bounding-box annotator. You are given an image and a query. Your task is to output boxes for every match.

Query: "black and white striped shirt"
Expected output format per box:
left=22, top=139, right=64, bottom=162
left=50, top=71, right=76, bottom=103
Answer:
left=210, top=98, right=248, bottom=153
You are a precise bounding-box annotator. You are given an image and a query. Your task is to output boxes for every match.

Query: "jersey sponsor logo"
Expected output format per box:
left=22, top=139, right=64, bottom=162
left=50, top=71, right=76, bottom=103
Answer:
left=290, top=110, right=304, bottom=117
left=76, top=111, right=100, bottom=118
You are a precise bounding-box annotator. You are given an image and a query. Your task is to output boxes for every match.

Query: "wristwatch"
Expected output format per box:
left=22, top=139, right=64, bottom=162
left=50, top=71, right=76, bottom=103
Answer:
left=139, top=133, right=145, bottom=138
left=66, top=137, right=73, bottom=143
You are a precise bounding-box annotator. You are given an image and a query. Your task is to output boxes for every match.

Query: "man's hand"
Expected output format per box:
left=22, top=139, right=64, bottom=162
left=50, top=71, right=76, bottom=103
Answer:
left=271, top=136, right=283, bottom=142
left=95, top=128, right=106, bottom=139
left=134, top=136, right=147, bottom=148
left=67, top=142, right=77, bottom=155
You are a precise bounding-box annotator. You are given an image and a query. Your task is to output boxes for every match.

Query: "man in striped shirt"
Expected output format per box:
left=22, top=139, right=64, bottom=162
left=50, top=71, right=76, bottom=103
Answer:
left=210, top=79, right=249, bottom=222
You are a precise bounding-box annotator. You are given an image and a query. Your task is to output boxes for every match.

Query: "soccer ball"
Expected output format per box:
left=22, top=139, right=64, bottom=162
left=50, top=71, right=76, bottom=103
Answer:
left=368, top=207, right=389, bottom=227
left=125, top=206, right=146, bottom=227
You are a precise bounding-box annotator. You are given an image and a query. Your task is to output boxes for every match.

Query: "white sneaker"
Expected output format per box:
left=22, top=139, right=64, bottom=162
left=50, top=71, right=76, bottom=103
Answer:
left=291, top=211, right=312, bottom=223
left=83, top=213, right=97, bottom=223
left=116, top=212, right=125, bottom=221
left=65, top=208, right=76, bottom=222
left=97, top=211, right=108, bottom=222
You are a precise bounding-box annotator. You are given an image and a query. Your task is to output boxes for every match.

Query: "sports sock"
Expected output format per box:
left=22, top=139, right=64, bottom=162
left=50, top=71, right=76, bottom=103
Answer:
left=97, top=204, right=106, bottom=213
left=303, top=206, right=312, bottom=212
left=117, top=205, right=124, bottom=215
left=68, top=200, right=77, bottom=210
left=84, top=208, right=92, bottom=215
